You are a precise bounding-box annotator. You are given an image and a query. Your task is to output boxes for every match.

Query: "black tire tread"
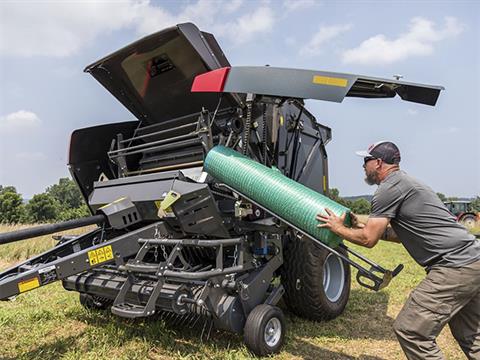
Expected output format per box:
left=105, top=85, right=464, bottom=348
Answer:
left=282, top=234, right=350, bottom=321
left=244, top=304, right=285, bottom=356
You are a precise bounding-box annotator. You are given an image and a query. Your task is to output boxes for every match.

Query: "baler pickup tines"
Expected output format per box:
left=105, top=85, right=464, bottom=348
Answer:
left=222, top=184, right=403, bottom=291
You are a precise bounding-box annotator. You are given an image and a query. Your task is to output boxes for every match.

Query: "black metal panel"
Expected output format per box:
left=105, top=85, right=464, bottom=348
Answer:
left=172, top=180, right=230, bottom=238
left=89, top=172, right=180, bottom=220
left=84, top=23, right=239, bottom=125
left=68, top=120, right=138, bottom=205
left=274, top=102, right=328, bottom=193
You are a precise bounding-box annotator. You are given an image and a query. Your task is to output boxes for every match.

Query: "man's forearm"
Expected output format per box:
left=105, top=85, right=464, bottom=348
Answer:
left=331, top=226, right=378, bottom=248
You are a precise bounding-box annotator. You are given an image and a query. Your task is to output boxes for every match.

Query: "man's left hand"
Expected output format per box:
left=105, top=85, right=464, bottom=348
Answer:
left=316, top=208, right=346, bottom=234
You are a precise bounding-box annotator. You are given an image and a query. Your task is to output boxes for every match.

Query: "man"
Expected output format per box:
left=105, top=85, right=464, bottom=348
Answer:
left=316, top=141, right=480, bottom=360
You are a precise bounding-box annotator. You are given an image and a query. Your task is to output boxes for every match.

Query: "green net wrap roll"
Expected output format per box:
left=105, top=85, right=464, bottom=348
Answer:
left=204, top=145, right=350, bottom=247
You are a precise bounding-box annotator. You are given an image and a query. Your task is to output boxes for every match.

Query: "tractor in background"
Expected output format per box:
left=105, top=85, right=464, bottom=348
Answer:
left=444, top=200, right=479, bottom=229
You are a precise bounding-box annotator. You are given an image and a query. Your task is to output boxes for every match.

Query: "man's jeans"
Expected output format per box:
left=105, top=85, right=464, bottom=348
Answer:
left=393, top=259, right=480, bottom=360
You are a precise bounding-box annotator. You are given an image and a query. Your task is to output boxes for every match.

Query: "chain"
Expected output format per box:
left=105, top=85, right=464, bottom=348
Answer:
left=233, top=244, right=238, bottom=266
left=242, top=99, right=253, bottom=155
left=161, top=244, right=168, bottom=261
left=154, top=246, right=158, bottom=262
left=154, top=224, right=169, bottom=261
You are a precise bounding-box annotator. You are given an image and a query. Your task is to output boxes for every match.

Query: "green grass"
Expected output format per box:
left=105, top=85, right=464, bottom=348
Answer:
left=0, top=224, right=469, bottom=359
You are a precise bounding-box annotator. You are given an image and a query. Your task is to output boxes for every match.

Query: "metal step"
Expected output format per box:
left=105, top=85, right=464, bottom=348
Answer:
left=122, top=260, right=159, bottom=274
left=111, top=302, right=156, bottom=318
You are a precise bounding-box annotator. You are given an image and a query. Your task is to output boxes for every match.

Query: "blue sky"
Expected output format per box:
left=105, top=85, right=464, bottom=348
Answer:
left=0, top=0, right=478, bottom=199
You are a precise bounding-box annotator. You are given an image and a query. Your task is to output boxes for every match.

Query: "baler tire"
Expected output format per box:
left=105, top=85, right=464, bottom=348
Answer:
left=244, top=304, right=285, bottom=356
left=282, top=234, right=350, bottom=321
left=79, top=293, right=112, bottom=311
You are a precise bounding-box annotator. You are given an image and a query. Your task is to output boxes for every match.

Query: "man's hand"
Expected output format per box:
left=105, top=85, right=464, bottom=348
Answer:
left=315, top=209, right=391, bottom=248
left=316, top=208, right=346, bottom=234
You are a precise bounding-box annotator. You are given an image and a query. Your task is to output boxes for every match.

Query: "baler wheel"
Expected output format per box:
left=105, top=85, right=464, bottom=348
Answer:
left=79, top=293, right=112, bottom=310
left=244, top=304, right=285, bottom=356
left=282, top=234, right=350, bottom=321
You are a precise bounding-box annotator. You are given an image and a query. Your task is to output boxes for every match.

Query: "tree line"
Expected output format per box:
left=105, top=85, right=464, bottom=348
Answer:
left=0, top=179, right=478, bottom=224
left=0, top=178, right=89, bottom=224
left=328, top=188, right=371, bottom=214
left=328, top=188, right=480, bottom=215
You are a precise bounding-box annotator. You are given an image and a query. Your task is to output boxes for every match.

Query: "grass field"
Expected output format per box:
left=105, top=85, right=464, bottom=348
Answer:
left=1, top=222, right=478, bottom=359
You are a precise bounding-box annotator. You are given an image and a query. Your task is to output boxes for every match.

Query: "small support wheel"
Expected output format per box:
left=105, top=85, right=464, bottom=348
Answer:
left=79, top=293, right=112, bottom=310
left=244, top=304, right=285, bottom=356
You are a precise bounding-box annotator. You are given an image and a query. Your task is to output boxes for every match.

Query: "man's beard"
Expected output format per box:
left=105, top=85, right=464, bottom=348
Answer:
left=364, top=170, right=379, bottom=185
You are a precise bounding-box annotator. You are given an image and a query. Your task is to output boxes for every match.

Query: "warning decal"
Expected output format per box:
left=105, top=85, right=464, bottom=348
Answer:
left=312, top=75, right=348, bottom=87
left=18, top=277, right=40, bottom=293
left=88, top=245, right=114, bottom=266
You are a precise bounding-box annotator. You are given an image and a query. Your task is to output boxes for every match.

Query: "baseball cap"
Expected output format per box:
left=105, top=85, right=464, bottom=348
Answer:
left=355, top=141, right=401, bottom=164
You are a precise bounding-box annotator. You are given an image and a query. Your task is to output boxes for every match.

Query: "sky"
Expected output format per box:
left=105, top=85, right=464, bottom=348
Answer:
left=0, top=0, right=479, bottom=199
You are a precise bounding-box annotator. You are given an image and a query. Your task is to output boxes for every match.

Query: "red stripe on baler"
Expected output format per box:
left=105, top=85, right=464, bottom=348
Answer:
left=191, top=67, right=230, bottom=92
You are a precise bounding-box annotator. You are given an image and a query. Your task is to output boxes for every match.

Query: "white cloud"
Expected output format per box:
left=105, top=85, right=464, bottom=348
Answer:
left=407, top=109, right=418, bottom=116
left=15, top=152, right=47, bottom=161
left=300, top=24, right=352, bottom=56
left=215, top=6, right=275, bottom=45
left=0, top=1, right=144, bottom=57
left=283, top=0, right=317, bottom=11
left=0, top=0, right=273, bottom=57
left=224, top=0, right=244, bottom=13
left=0, top=110, right=41, bottom=132
left=342, top=17, right=464, bottom=65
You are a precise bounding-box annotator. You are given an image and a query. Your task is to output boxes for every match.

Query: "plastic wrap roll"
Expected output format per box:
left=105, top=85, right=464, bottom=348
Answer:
left=204, top=145, right=350, bottom=247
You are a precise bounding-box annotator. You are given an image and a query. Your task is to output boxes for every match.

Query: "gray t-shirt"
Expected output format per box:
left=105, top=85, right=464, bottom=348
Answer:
left=369, top=170, right=480, bottom=269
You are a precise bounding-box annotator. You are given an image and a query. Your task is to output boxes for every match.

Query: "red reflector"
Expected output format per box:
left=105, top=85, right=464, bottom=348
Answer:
left=191, top=67, right=230, bottom=93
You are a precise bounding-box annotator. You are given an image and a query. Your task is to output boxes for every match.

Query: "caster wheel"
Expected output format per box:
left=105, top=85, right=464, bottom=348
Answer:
left=244, top=304, right=285, bottom=356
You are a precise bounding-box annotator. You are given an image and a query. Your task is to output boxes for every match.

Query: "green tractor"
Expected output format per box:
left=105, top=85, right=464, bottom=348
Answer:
left=444, top=200, right=479, bottom=229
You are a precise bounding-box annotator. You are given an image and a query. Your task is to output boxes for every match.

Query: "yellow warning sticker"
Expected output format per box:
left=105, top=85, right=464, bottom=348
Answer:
left=160, top=191, right=181, bottom=210
left=312, top=75, right=348, bottom=88
left=88, top=245, right=114, bottom=266
left=18, top=277, right=40, bottom=293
